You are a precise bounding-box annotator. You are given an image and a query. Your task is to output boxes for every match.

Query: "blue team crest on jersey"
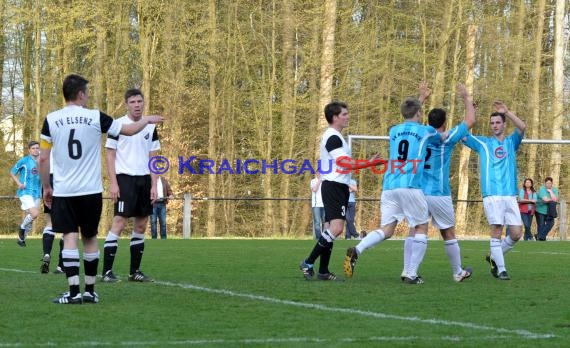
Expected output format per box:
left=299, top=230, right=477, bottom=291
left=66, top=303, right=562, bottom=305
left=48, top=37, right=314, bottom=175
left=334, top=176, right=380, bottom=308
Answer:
left=144, top=133, right=150, bottom=140
left=494, top=146, right=506, bottom=158
left=31, top=167, right=39, bottom=175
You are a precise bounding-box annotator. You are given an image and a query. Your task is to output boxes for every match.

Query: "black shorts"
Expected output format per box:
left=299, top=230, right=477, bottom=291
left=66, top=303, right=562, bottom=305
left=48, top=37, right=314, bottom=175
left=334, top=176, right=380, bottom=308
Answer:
left=43, top=174, right=54, bottom=214
left=114, top=174, right=152, bottom=217
left=52, top=193, right=102, bottom=237
left=321, top=180, right=350, bottom=222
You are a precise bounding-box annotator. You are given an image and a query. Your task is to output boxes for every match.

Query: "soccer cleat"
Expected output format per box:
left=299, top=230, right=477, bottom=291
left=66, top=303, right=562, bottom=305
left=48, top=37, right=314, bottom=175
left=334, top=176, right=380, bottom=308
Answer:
left=317, top=272, right=341, bottom=281
left=82, top=291, right=99, bottom=304
left=128, top=270, right=154, bottom=282
left=53, top=266, right=65, bottom=274
left=485, top=254, right=498, bottom=278
left=299, top=260, right=314, bottom=280
left=497, top=271, right=510, bottom=280
left=453, top=267, right=473, bottom=282
left=17, top=239, right=26, bottom=247
left=40, top=254, right=51, bottom=274
left=400, top=271, right=407, bottom=282
left=101, top=270, right=121, bottom=283
left=53, top=293, right=82, bottom=304
left=403, top=276, right=424, bottom=284
left=343, top=247, right=358, bottom=278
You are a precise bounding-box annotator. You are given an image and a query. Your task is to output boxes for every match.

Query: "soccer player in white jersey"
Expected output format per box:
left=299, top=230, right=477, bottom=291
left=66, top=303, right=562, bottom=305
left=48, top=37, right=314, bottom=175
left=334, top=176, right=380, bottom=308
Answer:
left=401, top=83, right=476, bottom=282
left=462, top=101, right=525, bottom=280
left=299, top=101, right=379, bottom=281
left=39, top=74, right=163, bottom=304
left=101, top=89, right=160, bottom=283
left=344, top=88, right=444, bottom=284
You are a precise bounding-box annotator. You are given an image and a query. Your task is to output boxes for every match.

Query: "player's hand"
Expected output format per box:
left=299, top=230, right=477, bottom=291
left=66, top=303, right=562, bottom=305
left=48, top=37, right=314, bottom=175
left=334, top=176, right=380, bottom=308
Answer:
left=146, top=115, right=164, bottom=124
left=18, top=183, right=25, bottom=190
left=43, top=188, right=53, bottom=209
left=457, top=83, right=468, bottom=98
left=493, top=101, right=509, bottom=114
left=150, top=186, right=158, bottom=204
left=418, top=81, right=431, bottom=102
left=109, top=182, right=120, bottom=203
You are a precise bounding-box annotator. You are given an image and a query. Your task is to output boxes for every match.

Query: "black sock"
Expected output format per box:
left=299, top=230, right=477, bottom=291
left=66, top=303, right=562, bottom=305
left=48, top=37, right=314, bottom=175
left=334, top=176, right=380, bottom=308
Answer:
left=58, top=239, right=64, bottom=269
left=42, top=232, right=55, bottom=255
left=318, top=241, right=334, bottom=274
left=306, top=236, right=329, bottom=264
left=130, top=237, right=145, bottom=274
left=103, top=245, right=118, bottom=275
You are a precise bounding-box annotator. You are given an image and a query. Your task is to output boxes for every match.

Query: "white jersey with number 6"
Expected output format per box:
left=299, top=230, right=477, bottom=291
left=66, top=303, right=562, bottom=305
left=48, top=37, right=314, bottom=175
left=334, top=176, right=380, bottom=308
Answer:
left=40, top=105, right=121, bottom=197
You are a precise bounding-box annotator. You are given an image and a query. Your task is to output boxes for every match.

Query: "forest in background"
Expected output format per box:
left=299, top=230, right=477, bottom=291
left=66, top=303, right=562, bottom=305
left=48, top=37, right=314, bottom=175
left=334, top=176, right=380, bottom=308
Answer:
left=0, top=0, right=568, bottom=238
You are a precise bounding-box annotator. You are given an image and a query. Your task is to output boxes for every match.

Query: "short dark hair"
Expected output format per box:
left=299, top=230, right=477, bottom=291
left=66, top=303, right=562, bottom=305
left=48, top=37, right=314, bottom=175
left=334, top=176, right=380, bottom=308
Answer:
left=545, top=176, right=553, bottom=183
left=400, top=97, right=421, bottom=119
left=490, top=112, right=506, bottom=122
left=428, top=108, right=447, bottom=129
left=125, top=88, right=144, bottom=102
left=28, top=140, right=39, bottom=148
left=62, top=74, right=89, bottom=102
left=324, top=101, right=348, bottom=124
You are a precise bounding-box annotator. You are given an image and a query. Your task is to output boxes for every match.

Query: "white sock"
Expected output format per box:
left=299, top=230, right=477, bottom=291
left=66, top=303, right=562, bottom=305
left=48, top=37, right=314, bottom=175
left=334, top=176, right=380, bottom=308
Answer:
left=322, top=229, right=336, bottom=243
left=403, top=237, right=413, bottom=275
left=20, top=214, right=33, bottom=231
left=355, top=230, right=385, bottom=255
left=444, top=239, right=463, bottom=275
left=407, top=234, right=427, bottom=278
left=43, top=227, right=55, bottom=236
left=501, top=235, right=516, bottom=255
left=490, top=238, right=506, bottom=273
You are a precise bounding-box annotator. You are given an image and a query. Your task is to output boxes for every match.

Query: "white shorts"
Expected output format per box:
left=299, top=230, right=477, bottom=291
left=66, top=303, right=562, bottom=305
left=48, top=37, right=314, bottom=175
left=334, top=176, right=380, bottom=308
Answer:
left=20, top=195, right=40, bottom=211
left=380, top=188, right=429, bottom=228
left=483, top=196, right=522, bottom=226
left=426, top=195, right=455, bottom=230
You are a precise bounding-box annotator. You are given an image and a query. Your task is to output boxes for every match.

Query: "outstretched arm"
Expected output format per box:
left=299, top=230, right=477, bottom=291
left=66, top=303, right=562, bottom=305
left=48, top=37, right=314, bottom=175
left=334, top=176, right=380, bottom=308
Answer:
left=493, top=101, right=525, bottom=135
left=418, top=81, right=431, bottom=105
left=457, top=83, right=476, bottom=129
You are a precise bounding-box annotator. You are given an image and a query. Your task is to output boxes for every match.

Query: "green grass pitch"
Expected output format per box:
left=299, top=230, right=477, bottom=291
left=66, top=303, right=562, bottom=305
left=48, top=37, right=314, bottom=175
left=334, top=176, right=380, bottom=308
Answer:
left=0, top=238, right=569, bottom=347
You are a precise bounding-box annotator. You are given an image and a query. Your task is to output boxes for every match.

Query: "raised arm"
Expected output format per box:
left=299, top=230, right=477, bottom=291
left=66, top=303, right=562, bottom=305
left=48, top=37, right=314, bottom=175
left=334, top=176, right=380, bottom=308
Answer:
left=493, top=101, right=525, bottom=135
left=418, top=81, right=431, bottom=105
left=457, top=83, right=476, bottom=129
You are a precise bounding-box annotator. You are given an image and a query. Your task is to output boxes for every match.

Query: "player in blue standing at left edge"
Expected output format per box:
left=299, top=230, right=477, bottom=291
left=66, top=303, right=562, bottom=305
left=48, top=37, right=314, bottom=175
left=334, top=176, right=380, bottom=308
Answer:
left=10, top=141, right=42, bottom=247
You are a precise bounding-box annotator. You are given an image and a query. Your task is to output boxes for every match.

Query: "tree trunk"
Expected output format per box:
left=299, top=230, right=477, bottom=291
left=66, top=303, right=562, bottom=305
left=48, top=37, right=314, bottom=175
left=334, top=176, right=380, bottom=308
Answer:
left=527, top=0, right=546, bottom=181
left=455, top=24, right=477, bottom=235
left=318, top=0, right=337, bottom=135
left=549, top=0, right=565, bottom=185
left=207, top=0, right=219, bottom=237
left=431, top=0, right=454, bottom=108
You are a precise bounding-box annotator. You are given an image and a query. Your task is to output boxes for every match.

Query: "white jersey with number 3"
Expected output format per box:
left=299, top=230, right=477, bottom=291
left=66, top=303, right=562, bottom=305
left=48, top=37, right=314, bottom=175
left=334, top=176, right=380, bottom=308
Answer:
left=40, top=105, right=121, bottom=197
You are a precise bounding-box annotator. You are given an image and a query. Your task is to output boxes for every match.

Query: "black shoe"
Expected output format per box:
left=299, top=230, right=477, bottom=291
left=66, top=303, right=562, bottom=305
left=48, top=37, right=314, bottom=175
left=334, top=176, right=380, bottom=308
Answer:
left=40, top=254, right=51, bottom=274
left=101, top=270, right=121, bottom=283
left=485, top=254, right=498, bottom=278
left=53, top=293, right=82, bottom=304
left=299, top=260, right=314, bottom=280
left=343, top=247, right=358, bottom=278
left=128, top=270, right=154, bottom=282
left=497, top=271, right=510, bottom=280
left=17, top=239, right=26, bottom=247
left=403, top=276, right=424, bottom=284
left=82, top=291, right=99, bottom=304
left=317, top=272, right=343, bottom=281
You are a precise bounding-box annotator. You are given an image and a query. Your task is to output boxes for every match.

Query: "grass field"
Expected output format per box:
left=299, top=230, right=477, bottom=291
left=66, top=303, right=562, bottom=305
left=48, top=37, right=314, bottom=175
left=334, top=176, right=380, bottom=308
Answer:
left=1, top=237, right=569, bottom=347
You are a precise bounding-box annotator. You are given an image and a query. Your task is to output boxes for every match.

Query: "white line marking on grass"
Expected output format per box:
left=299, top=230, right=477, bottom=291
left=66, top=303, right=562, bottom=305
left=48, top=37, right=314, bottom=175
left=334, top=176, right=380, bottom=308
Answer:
left=0, top=335, right=552, bottom=347
left=155, top=280, right=555, bottom=340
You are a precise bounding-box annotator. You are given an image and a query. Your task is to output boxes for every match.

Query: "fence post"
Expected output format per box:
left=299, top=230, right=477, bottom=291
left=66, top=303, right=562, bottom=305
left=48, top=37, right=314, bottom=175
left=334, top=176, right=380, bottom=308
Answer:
left=183, top=193, right=192, bottom=239
left=559, top=199, right=566, bottom=241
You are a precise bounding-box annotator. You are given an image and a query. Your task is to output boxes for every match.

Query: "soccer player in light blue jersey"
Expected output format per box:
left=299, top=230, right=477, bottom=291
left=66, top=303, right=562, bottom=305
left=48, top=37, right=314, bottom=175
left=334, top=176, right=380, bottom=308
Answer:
left=462, top=101, right=526, bottom=280
left=10, top=141, right=42, bottom=247
left=402, top=83, right=476, bottom=282
left=344, top=83, right=444, bottom=284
